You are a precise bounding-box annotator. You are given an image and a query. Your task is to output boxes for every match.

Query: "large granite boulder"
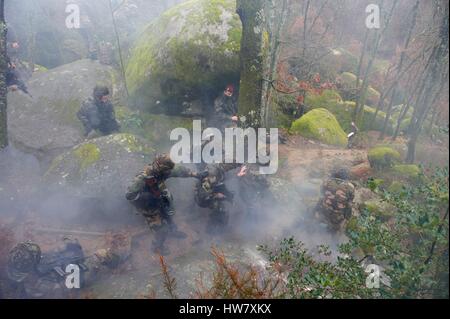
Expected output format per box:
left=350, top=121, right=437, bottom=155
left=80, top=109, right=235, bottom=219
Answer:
left=126, top=0, right=242, bottom=111
left=8, top=59, right=121, bottom=161
left=44, top=133, right=154, bottom=199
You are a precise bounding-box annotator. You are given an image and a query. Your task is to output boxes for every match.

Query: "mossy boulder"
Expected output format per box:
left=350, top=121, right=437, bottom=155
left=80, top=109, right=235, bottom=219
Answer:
left=126, top=0, right=242, bottom=111
left=45, top=133, right=155, bottom=198
left=8, top=59, right=121, bottom=161
left=367, top=146, right=401, bottom=169
left=338, top=72, right=381, bottom=106
left=304, top=90, right=394, bottom=134
left=291, top=108, right=348, bottom=146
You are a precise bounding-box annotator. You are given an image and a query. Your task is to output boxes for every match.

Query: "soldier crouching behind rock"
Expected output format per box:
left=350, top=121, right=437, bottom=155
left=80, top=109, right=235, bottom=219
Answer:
left=126, top=154, right=204, bottom=256
left=77, top=85, right=120, bottom=139
left=4, top=237, right=129, bottom=299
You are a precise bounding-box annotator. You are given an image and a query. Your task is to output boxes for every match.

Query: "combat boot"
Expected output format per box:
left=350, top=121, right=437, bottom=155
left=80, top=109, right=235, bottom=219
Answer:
left=164, top=215, right=187, bottom=239
left=169, top=223, right=187, bottom=239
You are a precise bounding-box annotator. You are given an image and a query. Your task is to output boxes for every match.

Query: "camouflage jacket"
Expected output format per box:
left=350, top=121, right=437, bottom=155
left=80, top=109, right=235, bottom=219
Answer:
left=213, top=94, right=238, bottom=129
left=126, top=165, right=196, bottom=209
left=77, top=98, right=120, bottom=136
left=195, top=163, right=240, bottom=205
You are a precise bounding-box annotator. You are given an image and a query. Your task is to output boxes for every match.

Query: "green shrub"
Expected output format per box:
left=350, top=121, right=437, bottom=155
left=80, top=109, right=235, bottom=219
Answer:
left=368, top=146, right=401, bottom=169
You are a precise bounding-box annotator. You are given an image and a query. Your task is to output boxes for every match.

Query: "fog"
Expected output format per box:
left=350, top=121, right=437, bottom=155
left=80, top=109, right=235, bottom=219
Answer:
left=1, top=0, right=448, bottom=298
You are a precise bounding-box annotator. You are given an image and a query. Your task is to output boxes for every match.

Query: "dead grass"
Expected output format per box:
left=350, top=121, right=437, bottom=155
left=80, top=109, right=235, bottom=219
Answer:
left=193, top=247, right=282, bottom=299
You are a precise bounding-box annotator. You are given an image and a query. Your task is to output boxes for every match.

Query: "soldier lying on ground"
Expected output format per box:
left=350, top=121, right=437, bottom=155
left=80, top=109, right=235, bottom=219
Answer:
left=126, top=154, right=205, bottom=255
left=77, top=86, right=120, bottom=138
left=4, top=237, right=129, bottom=299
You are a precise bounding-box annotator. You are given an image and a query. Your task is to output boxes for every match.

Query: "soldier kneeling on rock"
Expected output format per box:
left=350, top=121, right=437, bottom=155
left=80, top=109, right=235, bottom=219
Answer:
left=77, top=85, right=120, bottom=139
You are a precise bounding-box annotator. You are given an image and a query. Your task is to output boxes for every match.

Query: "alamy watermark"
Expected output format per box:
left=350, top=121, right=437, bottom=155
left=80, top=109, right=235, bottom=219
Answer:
left=65, top=4, right=80, bottom=29
left=170, top=120, right=279, bottom=175
left=365, top=264, right=391, bottom=289
left=65, top=264, right=81, bottom=289
left=366, top=4, right=381, bottom=29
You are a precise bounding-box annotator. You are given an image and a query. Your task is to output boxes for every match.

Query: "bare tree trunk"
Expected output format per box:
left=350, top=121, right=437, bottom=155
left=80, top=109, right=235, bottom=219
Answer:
left=302, top=0, right=310, bottom=57
left=378, top=0, right=419, bottom=139
left=354, top=0, right=397, bottom=125
left=392, top=103, right=409, bottom=140
left=406, top=2, right=449, bottom=163
left=427, top=106, right=438, bottom=135
left=355, top=28, right=369, bottom=89
left=108, top=0, right=129, bottom=101
left=237, top=0, right=293, bottom=128
left=0, top=0, right=8, bottom=149
left=262, top=0, right=289, bottom=128
left=236, top=0, right=266, bottom=127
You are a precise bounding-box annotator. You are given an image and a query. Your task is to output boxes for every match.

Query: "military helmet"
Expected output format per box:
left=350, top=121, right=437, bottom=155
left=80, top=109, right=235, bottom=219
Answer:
left=205, top=165, right=225, bottom=184
left=151, top=154, right=175, bottom=173
left=93, top=85, right=110, bottom=99
left=7, top=242, right=42, bottom=282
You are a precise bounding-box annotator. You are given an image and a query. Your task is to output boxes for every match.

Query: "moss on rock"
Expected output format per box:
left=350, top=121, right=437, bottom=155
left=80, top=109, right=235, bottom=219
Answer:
left=45, top=133, right=155, bottom=197
left=339, top=72, right=381, bottom=106
left=291, top=108, right=348, bottom=146
left=368, top=146, right=401, bottom=169
left=73, top=143, right=101, bottom=171
left=126, top=0, right=242, bottom=109
left=305, top=90, right=394, bottom=133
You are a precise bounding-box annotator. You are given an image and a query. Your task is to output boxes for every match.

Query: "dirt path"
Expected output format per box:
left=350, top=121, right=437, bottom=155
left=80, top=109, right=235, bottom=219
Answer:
left=278, top=135, right=368, bottom=183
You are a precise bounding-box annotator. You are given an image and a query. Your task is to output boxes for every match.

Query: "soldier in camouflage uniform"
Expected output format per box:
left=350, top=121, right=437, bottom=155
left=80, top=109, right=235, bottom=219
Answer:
left=195, top=163, right=241, bottom=233
left=5, top=237, right=128, bottom=299
left=77, top=86, right=120, bottom=138
left=211, top=85, right=239, bottom=132
left=317, top=177, right=355, bottom=231
left=126, top=154, right=203, bottom=255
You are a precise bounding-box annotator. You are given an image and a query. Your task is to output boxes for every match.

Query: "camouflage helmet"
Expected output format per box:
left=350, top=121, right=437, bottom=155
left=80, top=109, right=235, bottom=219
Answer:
left=205, top=164, right=226, bottom=185
left=7, top=242, right=41, bottom=282
left=149, top=154, right=175, bottom=174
